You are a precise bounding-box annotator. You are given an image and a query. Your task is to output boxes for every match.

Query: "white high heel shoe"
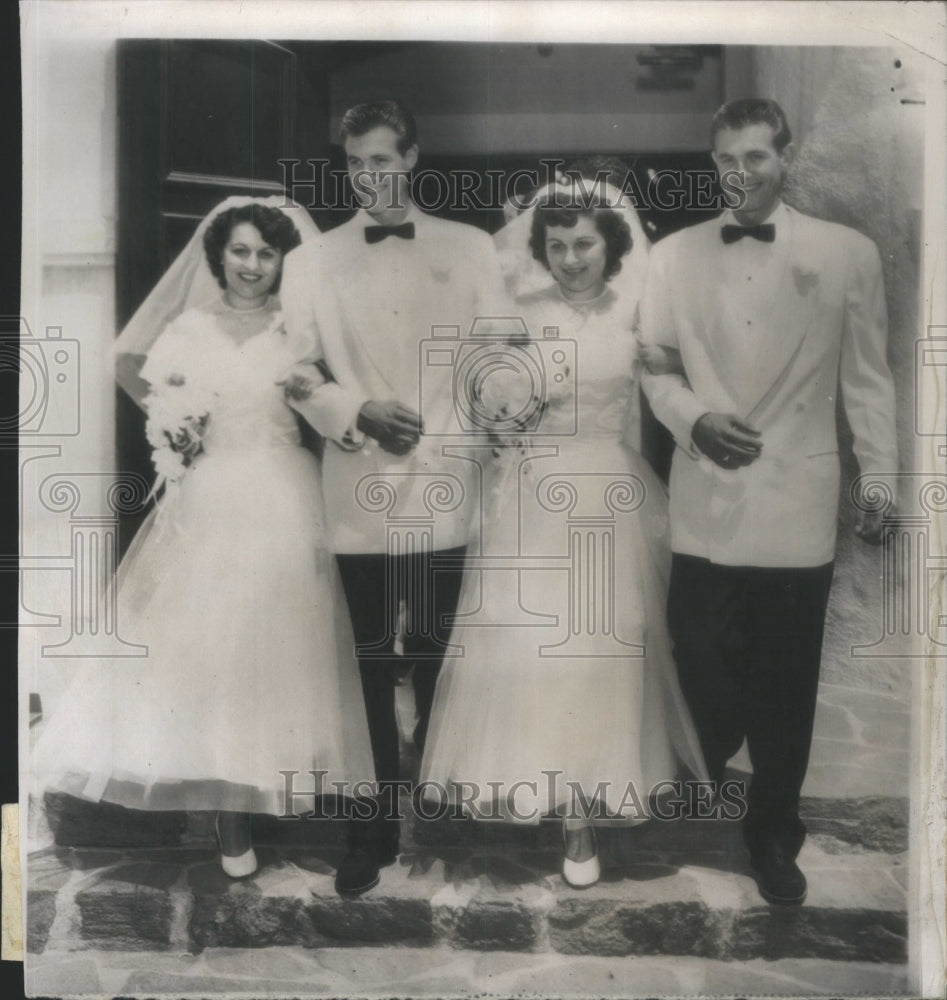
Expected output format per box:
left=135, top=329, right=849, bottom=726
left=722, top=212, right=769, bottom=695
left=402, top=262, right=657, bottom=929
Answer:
left=215, top=817, right=258, bottom=878
left=562, top=824, right=600, bottom=889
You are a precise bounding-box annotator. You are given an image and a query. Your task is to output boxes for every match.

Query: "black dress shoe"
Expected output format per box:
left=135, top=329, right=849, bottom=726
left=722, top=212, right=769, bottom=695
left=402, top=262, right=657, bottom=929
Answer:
left=376, top=835, right=400, bottom=867
left=334, top=837, right=399, bottom=897
left=334, top=845, right=381, bottom=896
left=749, top=843, right=807, bottom=905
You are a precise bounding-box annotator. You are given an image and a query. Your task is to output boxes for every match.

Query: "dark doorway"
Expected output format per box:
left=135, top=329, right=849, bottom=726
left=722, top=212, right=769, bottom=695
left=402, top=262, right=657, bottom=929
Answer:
left=115, top=39, right=332, bottom=550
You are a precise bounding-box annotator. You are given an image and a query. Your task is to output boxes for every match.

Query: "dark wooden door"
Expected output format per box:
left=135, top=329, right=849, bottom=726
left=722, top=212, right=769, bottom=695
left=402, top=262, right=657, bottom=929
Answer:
left=115, top=39, right=331, bottom=548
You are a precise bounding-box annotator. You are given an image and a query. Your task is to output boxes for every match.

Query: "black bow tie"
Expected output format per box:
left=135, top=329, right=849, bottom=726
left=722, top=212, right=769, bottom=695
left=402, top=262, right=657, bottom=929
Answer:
left=721, top=223, right=776, bottom=245
left=364, top=222, right=415, bottom=244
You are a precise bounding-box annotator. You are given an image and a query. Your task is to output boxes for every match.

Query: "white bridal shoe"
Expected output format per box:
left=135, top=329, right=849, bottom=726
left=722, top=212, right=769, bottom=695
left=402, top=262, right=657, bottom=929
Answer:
left=562, top=825, right=600, bottom=889
left=215, top=817, right=258, bottom=878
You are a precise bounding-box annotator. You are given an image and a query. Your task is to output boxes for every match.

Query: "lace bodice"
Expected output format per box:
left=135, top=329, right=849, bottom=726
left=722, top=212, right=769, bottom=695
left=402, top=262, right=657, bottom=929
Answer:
left=141, top=298, right=304, bottom=452
left=516, top=284, right=640, bottom=442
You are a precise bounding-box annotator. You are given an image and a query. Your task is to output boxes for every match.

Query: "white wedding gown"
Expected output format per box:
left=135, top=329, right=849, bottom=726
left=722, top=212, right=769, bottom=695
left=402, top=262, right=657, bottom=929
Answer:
left=33, top=298, right=375, bottom=815
left=420, top=283, right=706, bottom=821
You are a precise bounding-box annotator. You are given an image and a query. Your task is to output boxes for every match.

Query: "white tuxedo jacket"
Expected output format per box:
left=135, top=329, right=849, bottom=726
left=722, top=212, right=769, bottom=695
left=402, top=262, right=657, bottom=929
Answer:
left=641, top=204, right=897, bottom=568
left=281, top=205, right=508, bottom=554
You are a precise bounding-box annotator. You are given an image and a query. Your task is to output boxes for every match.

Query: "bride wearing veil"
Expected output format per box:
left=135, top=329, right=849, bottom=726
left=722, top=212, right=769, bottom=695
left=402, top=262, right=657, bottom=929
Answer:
left=421, top=171, right=706, bottom=888
left=32, top=196, right=375, bottom=877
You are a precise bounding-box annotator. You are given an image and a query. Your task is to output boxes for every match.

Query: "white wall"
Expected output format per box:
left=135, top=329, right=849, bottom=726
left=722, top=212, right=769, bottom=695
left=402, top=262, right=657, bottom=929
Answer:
left=30, top=33, right=118, bottom=478
left=21, top=29, right=119, bottom=709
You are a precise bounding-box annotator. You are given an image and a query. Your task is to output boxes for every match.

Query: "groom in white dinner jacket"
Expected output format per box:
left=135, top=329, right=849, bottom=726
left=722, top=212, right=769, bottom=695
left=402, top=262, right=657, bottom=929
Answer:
left=281, top=100, right=507, bottom=896
left=641, top=99, right=897, bottom=906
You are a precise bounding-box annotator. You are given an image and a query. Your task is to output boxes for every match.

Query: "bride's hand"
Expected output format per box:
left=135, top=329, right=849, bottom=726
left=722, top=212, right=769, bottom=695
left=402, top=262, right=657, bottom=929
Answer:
left=280, top=372, right=316, bottom=402
left=637, top=339, right=684, bottom=376
left=277, top=363, right=328, bottom=403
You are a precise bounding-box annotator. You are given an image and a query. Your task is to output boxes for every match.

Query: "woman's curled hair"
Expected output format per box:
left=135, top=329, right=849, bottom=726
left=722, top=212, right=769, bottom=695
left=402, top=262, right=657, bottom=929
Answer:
left=203, top=204, right=303, bottom=292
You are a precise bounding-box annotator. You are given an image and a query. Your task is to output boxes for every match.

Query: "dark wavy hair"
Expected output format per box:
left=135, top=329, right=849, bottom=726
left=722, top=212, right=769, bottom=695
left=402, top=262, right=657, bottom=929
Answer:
left=340, top=99, right=418, bottom=154
left=710, top=98, right=792, bottom=153
left=203, top=204, right=302, bottom=292
left=562, top=155, right=633, bottom=192
left=529, top=194, right=633, bottom=283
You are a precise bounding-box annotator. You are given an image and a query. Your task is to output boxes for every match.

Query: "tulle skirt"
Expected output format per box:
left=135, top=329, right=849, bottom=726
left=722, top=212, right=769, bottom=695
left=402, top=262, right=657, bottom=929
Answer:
left=420, top=439, right=706, bottom=823
left=32, top=443, right=375, bottom=815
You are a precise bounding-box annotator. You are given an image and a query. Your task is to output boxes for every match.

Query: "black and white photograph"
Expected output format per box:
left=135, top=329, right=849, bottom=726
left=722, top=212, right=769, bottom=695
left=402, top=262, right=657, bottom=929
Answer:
left=14, top=2, right=947, bottom=997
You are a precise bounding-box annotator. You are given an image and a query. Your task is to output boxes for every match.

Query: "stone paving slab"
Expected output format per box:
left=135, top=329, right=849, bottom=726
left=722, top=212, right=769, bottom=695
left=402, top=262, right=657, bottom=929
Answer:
left=75, top=860, right=181, bottom=950
left=730, top=681, right=911, bottom=801
left=25, top=945, right=912, bottom=998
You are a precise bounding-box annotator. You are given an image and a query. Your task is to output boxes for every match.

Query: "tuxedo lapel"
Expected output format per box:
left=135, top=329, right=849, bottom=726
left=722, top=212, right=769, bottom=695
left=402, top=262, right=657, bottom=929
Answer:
left=330, top=218, right=402, bottom=398
left=739, top=208, right=821, bottom=419
left=686, top=208, right=821, bottom=418
left=334, top=208, right=463, bottom=402
left=687, top=226, right=752, bottom=410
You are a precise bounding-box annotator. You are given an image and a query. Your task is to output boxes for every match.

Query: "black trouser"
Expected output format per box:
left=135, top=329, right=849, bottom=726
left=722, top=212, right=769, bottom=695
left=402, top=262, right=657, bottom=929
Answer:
left=667, top=554, right=834, bottom=860
left=336, top=546, right=466, bottom=843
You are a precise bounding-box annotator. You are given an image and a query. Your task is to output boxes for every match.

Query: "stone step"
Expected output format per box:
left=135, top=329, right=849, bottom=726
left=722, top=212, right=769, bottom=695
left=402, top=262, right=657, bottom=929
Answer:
left=28, top=823, right=907, bottom=964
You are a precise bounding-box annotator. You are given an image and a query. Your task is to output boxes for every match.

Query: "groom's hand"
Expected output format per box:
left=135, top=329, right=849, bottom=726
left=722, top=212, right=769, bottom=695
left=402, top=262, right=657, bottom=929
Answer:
left=358, top=400, right=423, bottom=456
left=692, top=413, right=762, bottom=469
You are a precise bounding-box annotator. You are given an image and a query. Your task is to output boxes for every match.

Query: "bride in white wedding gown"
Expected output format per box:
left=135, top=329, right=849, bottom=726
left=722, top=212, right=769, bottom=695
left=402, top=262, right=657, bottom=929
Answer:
left=420, top=180, right=706, bottom=888
left=32, top=197, right=375, bottom=877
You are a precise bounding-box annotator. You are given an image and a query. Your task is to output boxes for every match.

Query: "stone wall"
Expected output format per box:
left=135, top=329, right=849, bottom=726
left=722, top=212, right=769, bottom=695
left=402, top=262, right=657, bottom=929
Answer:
left=748, top=47, right=924, bottom=692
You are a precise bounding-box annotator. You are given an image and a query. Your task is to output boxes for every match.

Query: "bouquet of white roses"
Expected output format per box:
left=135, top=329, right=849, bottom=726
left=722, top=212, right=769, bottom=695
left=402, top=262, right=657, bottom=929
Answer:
left=144, top=372, right=217, bottom=497
left=473, top=356, right=557, bottom=526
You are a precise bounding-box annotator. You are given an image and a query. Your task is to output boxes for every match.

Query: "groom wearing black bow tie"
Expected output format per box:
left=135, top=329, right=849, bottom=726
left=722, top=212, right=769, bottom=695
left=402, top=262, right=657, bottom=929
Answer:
left=641, top=99, right=897, bottom=906
left=282, top=100, right=507, bottom=896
